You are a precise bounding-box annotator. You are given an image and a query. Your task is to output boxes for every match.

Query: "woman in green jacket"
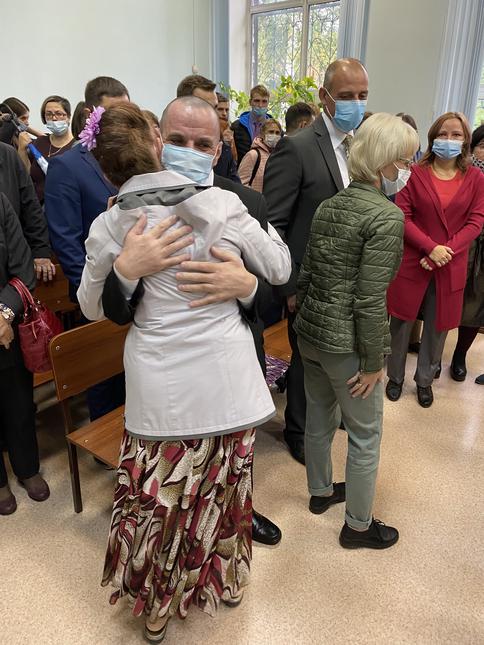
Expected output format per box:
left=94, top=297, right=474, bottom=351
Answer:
left=295, top=113, right=419, bottom=550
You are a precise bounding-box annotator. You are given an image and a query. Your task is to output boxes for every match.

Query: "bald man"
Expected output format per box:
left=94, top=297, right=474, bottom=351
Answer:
left=263, top=58, right=369, bottom=466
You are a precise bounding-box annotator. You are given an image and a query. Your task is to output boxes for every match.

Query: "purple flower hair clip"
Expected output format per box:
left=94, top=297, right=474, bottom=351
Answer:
left=79, top=106, right=105, bottom=151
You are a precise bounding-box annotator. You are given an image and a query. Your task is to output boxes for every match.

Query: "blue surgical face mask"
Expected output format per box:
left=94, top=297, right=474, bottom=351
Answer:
left=326, top=90, right=367, bottom=133
left=252, top=106, right=268, bottom=118
left=432, top=138, right=463, bottom=159
left=162, top=143, right=215, bottom=184
left=46, top=120, right=69, bottom=136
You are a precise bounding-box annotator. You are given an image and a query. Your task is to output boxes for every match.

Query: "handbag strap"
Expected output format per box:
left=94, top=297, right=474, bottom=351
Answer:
left=9, top=277, right=35, bottom=313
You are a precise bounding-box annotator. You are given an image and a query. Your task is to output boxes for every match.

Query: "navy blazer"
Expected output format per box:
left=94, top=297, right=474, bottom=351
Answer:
left=44, top=143, right=117, bottom=299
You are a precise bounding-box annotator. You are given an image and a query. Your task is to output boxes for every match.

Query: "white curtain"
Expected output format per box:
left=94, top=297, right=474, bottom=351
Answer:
left=433, top=0, right=484, bottom=124
left=337, top=0, right=371, bottom=63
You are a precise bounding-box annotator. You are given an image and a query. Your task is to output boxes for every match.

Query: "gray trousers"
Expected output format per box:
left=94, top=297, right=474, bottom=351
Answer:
left=387, top=280, right=448, bottom=387
left=299, top=337, right=383, bottom=531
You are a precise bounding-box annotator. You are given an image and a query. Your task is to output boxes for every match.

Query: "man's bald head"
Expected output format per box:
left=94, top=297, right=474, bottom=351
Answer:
left=161, top=96, right=220, bottom=140
left=319, top=58, right=369, bottom=123
left=323, top=58, right=368, bottom=93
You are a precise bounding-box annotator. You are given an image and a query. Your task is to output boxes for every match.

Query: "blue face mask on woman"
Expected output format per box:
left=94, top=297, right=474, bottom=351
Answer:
left=432, top=138, right=463, bottom=159
left=162, top=143, right=215, bottom=184
left=326, top=90, right=367, bottom=133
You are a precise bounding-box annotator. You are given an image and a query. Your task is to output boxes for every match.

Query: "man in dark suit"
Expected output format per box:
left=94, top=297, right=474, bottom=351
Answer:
left=263, top=58, right=369, bottom=464
left=100, top=97, right=282, bottom=546
left=44, top=76, right=130, bottom=421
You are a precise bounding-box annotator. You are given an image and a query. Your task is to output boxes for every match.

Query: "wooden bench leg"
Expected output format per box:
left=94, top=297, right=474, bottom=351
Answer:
left=67, top=442, right=83, bottom=513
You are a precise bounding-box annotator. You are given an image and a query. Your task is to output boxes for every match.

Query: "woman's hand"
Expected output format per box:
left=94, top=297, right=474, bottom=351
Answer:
left=347, top=369, right=384, bottom=399
left=0, top=316, right=14, bottom=350
left=429, top=245, right=454, bottom=267
left=420, top=257, right=433, bottom=271
left=16, top=131, right=31, bottom=153
left=222, top=128, right=234, bottom=145
left=34, top=258, right=56, bottom=282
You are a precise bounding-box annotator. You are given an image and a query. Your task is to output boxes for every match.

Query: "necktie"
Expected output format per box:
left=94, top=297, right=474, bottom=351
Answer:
left=342, top=135, right=353, bottom=159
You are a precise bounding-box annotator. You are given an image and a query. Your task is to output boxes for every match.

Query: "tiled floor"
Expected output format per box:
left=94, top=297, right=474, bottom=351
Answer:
left=0, top=330, right=483, bottom=645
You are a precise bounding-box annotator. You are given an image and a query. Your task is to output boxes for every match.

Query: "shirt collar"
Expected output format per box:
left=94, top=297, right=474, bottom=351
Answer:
left=322, top=111, right=353, bottom=150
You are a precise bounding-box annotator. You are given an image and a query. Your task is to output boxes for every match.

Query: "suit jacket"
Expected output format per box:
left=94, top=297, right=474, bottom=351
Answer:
left=263, top=116, right=343, bottom=295
left=44, top=143, right=117, bottom=299
left=101, top=174, right=274, bottom=374
left=0, top=192, right=35, bottom=369
left=0, top=142, right=50, bottom=259
left=387, top=164, right=484, bottom=331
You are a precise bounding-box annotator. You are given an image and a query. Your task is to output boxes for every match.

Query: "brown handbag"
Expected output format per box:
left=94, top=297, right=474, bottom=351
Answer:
left=9, top=277, right=63, bottom=372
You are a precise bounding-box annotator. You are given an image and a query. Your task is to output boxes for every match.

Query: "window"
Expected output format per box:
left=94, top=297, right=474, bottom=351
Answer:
left=475, top=63, right=484, bottom=128
left=250, top=0, right=340, bottom=89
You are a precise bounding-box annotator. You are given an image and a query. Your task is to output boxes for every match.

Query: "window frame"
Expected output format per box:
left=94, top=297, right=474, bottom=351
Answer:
left=248, top=0, right=341, bottom=88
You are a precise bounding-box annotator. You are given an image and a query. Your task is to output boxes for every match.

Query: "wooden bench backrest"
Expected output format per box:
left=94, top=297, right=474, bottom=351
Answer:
left=33, top=264, right=78, bottom=314
left=49, top=319, right=130, bottom=401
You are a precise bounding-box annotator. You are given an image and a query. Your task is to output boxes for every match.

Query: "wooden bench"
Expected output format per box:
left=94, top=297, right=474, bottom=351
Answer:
left=263, top=318, right=291, bottom=361
left=49, top=319, right=130, bottom=513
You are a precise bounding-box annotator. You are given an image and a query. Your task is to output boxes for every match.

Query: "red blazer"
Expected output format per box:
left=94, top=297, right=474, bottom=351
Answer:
left=387, top=164, right=484, bottom=331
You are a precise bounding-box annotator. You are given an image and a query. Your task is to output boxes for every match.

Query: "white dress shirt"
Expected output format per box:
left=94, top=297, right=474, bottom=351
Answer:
left=322, top=112, right=352, bottom=188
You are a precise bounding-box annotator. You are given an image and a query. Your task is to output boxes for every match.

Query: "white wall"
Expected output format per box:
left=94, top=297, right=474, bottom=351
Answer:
left=0, top=0, right=212, bottom=130
left=364, top=0, right=449, bottom=145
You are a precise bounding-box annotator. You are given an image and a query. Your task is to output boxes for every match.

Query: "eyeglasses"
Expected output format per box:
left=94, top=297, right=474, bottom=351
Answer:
left=398, top=157, right=413, bottom=169
left=45, top=111, right=67, bottom=120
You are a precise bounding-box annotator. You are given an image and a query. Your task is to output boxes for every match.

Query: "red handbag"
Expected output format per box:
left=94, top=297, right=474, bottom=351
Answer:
left=9, top=277, right=63, bottom=373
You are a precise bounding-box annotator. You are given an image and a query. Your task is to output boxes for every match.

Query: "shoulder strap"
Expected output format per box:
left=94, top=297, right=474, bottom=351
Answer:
left=248, top=149, right=262, bottom=187
left=9, top=277, right=35, bottom=311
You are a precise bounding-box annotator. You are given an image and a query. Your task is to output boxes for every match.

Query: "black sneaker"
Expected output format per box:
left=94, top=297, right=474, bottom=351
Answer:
left=417, top=385, right=433, bottom=408
left=385, top=380, right=403, bottom=402
left=309, top=482, right=346, bottom=514
left=339, top=518, right=399, bottom=550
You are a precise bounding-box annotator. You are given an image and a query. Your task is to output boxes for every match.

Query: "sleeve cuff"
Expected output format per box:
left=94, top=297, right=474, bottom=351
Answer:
left=113, top=264, right=140, bottom=299
left=237, top=280, right=258, bottom=308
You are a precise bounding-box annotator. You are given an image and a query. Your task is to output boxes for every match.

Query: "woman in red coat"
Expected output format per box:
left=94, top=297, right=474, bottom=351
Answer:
left=386, top=112, right=484, bottom=408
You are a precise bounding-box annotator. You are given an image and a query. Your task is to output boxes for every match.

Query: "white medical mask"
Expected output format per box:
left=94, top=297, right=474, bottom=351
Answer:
left=380, top=164, right=411, bottom=196
left=162, top=143, right=215, bottom=184
left=46, top=120, right=69, bottom=136
left=264, top=134, right=280, bottom=149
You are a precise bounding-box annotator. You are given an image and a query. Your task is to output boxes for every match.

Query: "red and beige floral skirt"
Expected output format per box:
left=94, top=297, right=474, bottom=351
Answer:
left=102, top=428, right=255, bottom=622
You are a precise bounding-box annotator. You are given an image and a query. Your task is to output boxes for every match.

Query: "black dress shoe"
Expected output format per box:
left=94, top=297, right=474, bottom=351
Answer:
left=283, top=433, right=305, bottom=465
left=476, top=374, right=484, bottom=385
left=252, top=510, right=282, bottom=546
left=0, top=487, right=17, bottom=515
left=385, top=380, right=403, bottom=402
left=450, top=355, right=467, bottom=381
left=408, top=342, right=421, bottom=354
left=339, top=519, right=399, bottom=550
left=417, top=385, right=433, bottom=408
left=309, top=482, right=346, bottom=514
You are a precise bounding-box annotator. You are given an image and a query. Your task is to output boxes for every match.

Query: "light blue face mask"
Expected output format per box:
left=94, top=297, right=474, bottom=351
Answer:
left=252, top=106, right=268, bottom=118
left=432, top=138, right=463, bottom=159
left=46, top=120, right=69, bottom=136
left=326, top=90, right=367, bottom=133
left=161, top=143, right=215, bottom=184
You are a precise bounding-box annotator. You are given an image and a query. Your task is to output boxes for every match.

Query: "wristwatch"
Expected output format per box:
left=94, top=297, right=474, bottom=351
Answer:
left=0, top=303, right=15, bottom=323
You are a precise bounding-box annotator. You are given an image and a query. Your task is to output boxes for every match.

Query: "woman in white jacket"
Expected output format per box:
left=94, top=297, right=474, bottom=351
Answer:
left=77, top=101, right=291, bottom=642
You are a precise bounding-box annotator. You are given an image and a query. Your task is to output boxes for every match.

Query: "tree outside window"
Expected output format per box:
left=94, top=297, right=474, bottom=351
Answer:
left=250, top=0, right=340, bottom=90
left=474, top=63, right=484, bottom=129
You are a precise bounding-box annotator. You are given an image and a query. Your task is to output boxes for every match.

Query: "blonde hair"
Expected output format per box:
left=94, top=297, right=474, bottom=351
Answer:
left=348, top=113, right=420, bottom=183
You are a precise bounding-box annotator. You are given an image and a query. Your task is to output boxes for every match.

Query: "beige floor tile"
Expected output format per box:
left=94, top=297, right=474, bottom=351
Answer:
left=0, top=331, right=483, bottom=644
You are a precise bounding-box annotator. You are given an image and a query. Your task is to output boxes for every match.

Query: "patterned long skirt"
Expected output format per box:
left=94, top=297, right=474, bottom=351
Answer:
left=102, top=428, right=255, bottom=622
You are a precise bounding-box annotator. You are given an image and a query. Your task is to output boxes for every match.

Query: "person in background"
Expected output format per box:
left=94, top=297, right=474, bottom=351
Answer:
left=0, top=192, right=50, bottom=515
left=296, top=113, right=419, bottom=550
left=238, top=118, right=282, bottom=193
left=70, top=101, right=87, bottom=140
left=44, top=76, right=130, bottom=421
left=448, top=124, right=484, bottom=384
left=76, top=101, right=291, bottom=642
left=263, top=58, right=369, bottom=464
left=1, top=97, right=44, bottom=170
left=216, top=91, right=238, bottom=161
left=396, top=113, right=422, bottom=161
left=386, top=112, right=484, bottom=408
left=232, top=84, right=271, bottom=163
left=285, top=102, right=315, bottom=136
left=28, top=95, right=74, bottom=203
left=0, top=141, right=54, bottom=281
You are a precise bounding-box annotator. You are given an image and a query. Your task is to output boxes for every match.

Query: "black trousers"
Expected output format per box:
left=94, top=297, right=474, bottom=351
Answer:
left=284, top=309, right=306, bottom=441
left=0, top=362, right=39, bottom=487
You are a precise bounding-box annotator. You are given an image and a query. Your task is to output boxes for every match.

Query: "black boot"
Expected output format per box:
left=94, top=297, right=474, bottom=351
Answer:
left=385, top=380, right=403, bottom=402
left=450, top=353, right=467, bottom=382
left=417, top=385, right=433, bottom=408
left=252, top=510, right=282, bottom=546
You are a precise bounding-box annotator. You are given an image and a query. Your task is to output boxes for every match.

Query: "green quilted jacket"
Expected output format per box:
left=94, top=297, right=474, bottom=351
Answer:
left=294, top=182, right=404, bottom=373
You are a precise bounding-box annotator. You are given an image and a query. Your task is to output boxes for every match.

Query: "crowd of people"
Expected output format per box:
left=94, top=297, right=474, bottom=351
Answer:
left=0, top=56, right=483, bottom=642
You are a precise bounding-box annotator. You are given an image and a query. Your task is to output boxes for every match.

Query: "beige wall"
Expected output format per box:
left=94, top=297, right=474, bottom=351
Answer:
left=364, top=0, right=449, bottom=146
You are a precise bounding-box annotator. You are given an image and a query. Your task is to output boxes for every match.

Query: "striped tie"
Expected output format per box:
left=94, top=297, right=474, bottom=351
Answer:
left=342, top=135, right=353, bottom=159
